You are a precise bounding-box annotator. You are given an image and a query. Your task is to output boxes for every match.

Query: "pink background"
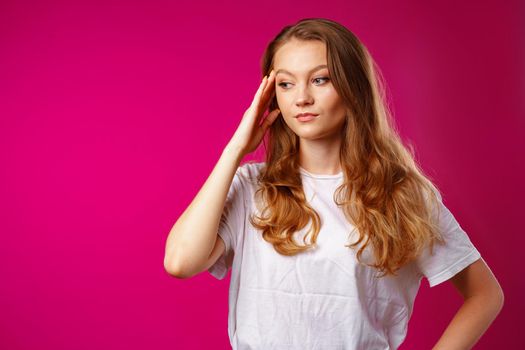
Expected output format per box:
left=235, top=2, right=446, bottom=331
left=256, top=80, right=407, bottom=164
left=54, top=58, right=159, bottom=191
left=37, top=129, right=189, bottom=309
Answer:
left=1, top=1, right=523, bottom=349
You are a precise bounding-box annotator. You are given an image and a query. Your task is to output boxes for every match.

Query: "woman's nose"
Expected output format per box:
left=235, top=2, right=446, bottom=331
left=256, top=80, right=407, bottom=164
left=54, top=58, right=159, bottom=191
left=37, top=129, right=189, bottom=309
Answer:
left=295, top=85, right=314, bottom=106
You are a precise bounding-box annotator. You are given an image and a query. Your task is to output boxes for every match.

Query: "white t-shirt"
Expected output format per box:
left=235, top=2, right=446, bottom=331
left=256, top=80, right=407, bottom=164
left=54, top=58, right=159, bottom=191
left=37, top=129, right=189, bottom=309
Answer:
left=208, top=161, right=481, bottom=349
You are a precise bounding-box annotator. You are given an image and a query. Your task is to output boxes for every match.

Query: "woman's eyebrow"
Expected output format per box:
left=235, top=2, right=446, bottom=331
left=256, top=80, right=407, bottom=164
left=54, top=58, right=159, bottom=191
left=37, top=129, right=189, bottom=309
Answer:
left=275, top=64, right=328, bottom=77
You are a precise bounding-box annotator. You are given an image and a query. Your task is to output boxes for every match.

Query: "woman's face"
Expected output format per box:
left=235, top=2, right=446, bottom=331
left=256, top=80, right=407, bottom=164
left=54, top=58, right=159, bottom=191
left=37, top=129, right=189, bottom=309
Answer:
left=273, top=38, right=347, bottom=141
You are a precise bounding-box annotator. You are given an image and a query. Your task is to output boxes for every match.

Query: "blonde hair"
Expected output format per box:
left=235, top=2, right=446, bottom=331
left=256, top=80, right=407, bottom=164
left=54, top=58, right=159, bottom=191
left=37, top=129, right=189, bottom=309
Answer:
left=249, top=18, right=445, bottom=277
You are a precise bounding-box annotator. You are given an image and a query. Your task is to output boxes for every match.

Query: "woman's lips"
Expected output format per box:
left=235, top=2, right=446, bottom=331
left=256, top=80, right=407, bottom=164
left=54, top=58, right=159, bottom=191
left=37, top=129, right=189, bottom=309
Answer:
left=297, top=114, right=318, bottom=122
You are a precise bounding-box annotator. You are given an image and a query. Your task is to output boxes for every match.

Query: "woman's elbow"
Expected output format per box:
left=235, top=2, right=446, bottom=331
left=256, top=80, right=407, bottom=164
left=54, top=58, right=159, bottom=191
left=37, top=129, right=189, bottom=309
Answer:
left=164, top=255, right=191, bottom=279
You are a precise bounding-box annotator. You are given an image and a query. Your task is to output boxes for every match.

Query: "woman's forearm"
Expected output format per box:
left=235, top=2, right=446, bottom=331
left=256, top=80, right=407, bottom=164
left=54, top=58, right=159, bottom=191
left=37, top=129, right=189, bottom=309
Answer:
left=432, top=291, right=504, bottom=350
left=163, top=144, right=244, bottom=278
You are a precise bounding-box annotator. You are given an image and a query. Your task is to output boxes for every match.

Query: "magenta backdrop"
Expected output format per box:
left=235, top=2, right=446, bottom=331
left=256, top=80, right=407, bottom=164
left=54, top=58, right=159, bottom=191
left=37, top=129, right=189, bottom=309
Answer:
left=1, top=0, right=523, bottom=349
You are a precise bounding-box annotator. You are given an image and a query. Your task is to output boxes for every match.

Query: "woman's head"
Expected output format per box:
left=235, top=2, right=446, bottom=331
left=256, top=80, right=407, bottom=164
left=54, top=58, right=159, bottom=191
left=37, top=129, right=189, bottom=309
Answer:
left=261, top=18, right=380, bottom=159
left=272, top=38, right=347, bottom=142
left=251, top=18, right=444, bottom=277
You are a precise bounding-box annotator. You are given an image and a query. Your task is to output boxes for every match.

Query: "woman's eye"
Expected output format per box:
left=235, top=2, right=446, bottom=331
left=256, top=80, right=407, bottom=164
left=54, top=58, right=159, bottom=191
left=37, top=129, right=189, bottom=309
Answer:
left=277, top=77, right=330, bottom=89
left=313, top=77, right=330, bottom=84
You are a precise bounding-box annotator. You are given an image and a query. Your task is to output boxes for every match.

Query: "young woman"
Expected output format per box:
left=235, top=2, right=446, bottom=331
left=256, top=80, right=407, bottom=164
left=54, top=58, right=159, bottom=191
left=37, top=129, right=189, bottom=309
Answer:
left=164, top=18, right=504, bottom=350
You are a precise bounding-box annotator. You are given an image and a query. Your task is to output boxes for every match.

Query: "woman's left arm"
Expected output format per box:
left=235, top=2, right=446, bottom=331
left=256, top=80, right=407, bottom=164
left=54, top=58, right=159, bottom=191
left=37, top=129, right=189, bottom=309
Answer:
left=432, top=258, right=505, bottom=350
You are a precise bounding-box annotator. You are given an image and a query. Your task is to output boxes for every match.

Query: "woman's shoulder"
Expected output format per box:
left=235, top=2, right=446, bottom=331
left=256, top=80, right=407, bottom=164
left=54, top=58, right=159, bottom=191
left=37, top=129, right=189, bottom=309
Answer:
left=237, top=161, right=266, bottom=183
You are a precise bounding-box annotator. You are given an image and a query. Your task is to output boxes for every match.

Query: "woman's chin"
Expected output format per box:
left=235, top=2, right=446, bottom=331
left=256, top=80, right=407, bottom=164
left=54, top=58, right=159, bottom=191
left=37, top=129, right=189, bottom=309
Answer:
left=293, top=128, right=343, bottom=142
left=295, top=131, right=327, bottom=141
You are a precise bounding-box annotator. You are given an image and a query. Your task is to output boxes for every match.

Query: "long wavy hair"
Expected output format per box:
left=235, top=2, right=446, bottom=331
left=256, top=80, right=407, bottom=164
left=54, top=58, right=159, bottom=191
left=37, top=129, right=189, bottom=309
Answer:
left=248, top=18, right=445, bottom=277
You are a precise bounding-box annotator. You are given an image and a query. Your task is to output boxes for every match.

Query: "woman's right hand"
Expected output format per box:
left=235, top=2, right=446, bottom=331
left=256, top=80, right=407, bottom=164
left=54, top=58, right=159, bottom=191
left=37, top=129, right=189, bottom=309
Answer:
left=227, top=70, right=281, bottom=158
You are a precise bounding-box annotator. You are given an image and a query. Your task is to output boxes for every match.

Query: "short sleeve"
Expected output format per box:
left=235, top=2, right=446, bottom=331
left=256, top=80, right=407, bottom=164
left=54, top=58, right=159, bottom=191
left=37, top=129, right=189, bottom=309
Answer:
left=416, top=192, right=481, bottom=288
left=208, top=165, right=247, bottom=280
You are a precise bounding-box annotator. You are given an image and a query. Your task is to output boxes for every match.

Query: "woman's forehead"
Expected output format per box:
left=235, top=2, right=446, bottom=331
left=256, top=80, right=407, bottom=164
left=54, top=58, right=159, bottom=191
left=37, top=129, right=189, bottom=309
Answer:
left=273, top=40, right=327, bottom=73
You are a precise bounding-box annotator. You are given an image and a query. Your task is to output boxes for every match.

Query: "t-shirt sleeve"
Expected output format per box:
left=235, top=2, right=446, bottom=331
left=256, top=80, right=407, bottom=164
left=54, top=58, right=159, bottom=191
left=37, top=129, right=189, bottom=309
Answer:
left=207, top=165, right=247, bottom=280
left=416, top=191, right=482, bottom=288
